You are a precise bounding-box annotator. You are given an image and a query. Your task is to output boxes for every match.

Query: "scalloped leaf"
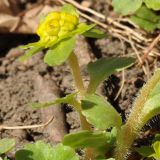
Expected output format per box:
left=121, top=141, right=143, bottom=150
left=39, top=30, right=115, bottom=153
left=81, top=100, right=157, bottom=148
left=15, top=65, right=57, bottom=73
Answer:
left=81, top=94, right=122, bottom=130
left=16, top=141, right=79, bottom=160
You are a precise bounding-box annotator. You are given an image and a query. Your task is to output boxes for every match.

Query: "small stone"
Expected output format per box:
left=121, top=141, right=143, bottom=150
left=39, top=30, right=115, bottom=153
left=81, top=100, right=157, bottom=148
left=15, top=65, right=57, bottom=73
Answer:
left=6, top=48, right=24, bottom=58
left=17, top=65, right=27, bottom=71
left=2, top=59, right=10, bottom=66
left=0, top=67, right=6, bottom=74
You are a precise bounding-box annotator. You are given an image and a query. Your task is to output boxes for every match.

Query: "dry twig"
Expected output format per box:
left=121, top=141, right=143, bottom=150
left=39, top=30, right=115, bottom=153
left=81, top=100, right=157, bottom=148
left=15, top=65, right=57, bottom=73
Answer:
left=114, top=39, right=126, bottom=100
left=140, top=34, right=160, bottom=66
left=129, top=36, right=147, bottom=75
left=0, top=116, right=54, bottom=130
left=114, top=70, right=125, bottom=100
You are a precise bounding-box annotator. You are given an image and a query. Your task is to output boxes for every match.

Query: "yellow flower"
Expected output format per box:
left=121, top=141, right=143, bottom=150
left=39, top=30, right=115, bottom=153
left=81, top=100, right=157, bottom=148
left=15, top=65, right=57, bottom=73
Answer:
left=36, top=11, right=79, bottom=47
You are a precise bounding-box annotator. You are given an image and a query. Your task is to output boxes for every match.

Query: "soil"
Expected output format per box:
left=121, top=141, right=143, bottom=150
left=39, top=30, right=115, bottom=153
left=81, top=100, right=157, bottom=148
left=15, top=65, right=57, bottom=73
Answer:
left=0, top=50, right=67, bottom=149
left=0, top=35, right=91, bottom=150
left=0, top=0, right=160, bottom=159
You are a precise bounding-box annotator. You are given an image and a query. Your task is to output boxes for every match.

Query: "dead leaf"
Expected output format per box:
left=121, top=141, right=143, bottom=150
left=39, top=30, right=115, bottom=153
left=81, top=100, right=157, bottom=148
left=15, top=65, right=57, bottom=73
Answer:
left=0, top=14, right=19, bottom=32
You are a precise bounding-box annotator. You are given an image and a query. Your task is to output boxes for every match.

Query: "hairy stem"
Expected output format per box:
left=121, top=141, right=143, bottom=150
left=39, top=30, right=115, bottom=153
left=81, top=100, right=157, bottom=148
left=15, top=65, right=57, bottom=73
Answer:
left=115, top=70, right=160, bottom=160
left=68, top=52, right=93, bottom=160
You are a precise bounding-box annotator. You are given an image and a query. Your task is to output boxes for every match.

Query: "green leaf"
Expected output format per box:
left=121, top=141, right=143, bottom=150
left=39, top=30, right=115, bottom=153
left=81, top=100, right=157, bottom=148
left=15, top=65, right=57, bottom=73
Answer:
left=139, top=71, right=160, bottom=128
left=83, top=28, right=106, bottom=39
left=140, top=90, right=160, bottom=127
left=81, top=94, right=122, bottom=130
left=16, top=141, right=79, bottom=160
left=148, top=83, right=160, bottom=99
left=144, top=0, right=160, bottom=10
left=151, top=141, right=160, bottom=159
left=153, top=134, right=160, bottom=143
left=19, top=46, right=42, bottom=62
left=61, top=4, right=79, bottom=17
left=132, top=5, right=160, bottom=22
left=87, top=57, right=135, bottom=93
left=131, top=16, right=157, bottom=32
left=45, top=24, right=95, bottom=47
left=44, top=36, right=76, bottom=66
left=112, top=0, right=143, bottom=15
left=0, top=138, right=15, bottom=155
left=19, top=41, right=42, bottom=49
left=130, top=6, right=160, bottom=32
left=63, top=130, right=113, bottom=149
left=51, top=143, right=79, bottom=160
left=31, top=93, right=77, bottom=109
left=135, top=146, right=154, bottom=157
left=16, top=141, right=54, bottom=160
left=72, top=23, right=96, bottom=36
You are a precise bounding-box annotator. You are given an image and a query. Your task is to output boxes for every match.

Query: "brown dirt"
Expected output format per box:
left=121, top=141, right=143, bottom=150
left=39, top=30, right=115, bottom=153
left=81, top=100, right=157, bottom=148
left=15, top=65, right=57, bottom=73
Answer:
left=0, top=49, right=67, bottom=151
left=0, top=35, right=92, bottom=150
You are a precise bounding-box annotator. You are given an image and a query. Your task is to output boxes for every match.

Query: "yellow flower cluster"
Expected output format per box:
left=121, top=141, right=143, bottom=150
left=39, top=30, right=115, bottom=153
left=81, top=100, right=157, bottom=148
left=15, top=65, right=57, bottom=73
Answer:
left=36, top=11, right=79, bottom=47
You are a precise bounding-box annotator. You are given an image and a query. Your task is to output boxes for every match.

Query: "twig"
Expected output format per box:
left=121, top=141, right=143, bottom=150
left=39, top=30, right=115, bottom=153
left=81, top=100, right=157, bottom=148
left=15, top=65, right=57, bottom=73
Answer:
left=140, top=34, right=160, bottom=66
left=114, top=39, right=125, bottom=100
left=0, top=116, right=54, bottom=130
left=114, top=70, right=125, bottom=100
left=107, top=17, right=148, bottom=43
left=129, top=36, right=147, bottom=75
left=135, top=44, right=159, bottom=57
left=79, top=11, right=109, bottom=29
left=62, top=0, right=105, bottom=19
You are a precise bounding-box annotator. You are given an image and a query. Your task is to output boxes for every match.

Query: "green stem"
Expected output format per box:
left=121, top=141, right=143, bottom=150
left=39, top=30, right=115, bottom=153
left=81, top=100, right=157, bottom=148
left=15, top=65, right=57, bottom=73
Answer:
left=68, top=52, right=85, bottom=96
left=114, top=70, right=160, bottom=160
left=68, top=52, right=93, bottom=159
left=71, top=99, right=92, bottom=130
